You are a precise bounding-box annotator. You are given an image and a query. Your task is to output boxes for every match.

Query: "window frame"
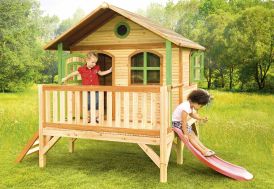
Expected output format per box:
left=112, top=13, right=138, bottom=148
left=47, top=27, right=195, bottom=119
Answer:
left=114, top=22, right=130, bottom=39
left=129, top=50, right=163, bottom=86
left=190, top=51, right=204, bottom=84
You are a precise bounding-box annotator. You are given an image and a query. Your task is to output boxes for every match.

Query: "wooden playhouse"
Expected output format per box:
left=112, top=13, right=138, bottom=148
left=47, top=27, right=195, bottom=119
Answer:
left=17, top=3, right=205, bottom=182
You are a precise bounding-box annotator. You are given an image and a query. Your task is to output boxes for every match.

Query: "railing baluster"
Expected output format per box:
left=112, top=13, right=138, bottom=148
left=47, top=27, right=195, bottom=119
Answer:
left=142, top=93, right=147, bottom=129
left=132, top=93, right=138, bottom=129
left=45, top=91, right=51, bottom=123
left=123, top=92, right=129, bottom=128
left=115, top=92, right=121, bottom=127
left=82, top=91, right=88, bottom=125
left=90, top=91, right=96, bottom=125
left=151, top=93, right=157, bottom=129
left=99, top=91, right=104, bottom=124
left=107, top=92, right=112, bottom=125
left=53, top=91, right=58, bottom=123
left=67, top=91, right=73, bottom=123
left=75, top=91, right=80, bottom=124
left=60, top=91, right=65, bottom=123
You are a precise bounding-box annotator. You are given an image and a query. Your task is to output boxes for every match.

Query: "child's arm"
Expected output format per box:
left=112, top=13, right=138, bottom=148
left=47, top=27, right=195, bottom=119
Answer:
left=61, top=71, right=79, bottom=83
left=181, top=111, right=190, bottom=139
left=189, top=112, right=208, bottom=122
left=98, top=67, right=112, bottom=76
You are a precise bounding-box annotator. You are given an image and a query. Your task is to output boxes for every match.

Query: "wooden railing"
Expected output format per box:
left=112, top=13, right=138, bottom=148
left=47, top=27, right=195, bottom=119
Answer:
left=39, top=85, right=170, bottom=136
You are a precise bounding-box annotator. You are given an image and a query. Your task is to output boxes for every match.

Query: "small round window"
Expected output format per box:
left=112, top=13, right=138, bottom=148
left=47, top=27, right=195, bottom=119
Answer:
left=115, top=22, right=130, bottom=38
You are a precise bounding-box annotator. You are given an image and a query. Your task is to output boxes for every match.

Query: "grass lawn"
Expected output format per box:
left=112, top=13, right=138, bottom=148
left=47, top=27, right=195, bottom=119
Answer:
left=0, top=85, right=273, bottom=189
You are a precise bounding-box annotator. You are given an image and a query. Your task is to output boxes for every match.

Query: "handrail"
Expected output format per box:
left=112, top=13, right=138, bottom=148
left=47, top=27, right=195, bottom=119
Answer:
left=42, top=84, right=160, bottom=93
left=171, top=83, right=183, bottom=89
left=167, top=83, right=184, bottom=91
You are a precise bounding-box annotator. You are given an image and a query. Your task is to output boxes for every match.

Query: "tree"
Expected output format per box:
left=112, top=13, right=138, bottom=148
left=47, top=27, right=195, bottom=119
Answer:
left=0, top=0, right=43, bottom=92
left=225, top=6, right=273, bottom=90
left=197, top=12, right=235, bottom=89
left=175, top=0, right=201, bottom=39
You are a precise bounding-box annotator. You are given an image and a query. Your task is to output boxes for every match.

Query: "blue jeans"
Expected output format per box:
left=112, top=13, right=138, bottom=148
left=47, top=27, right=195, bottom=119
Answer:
left=88, top=91, right=99, bottom=111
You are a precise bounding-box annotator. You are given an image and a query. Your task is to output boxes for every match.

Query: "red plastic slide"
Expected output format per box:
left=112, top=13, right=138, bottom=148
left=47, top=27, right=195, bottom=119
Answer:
left=173, top=127, right=253, bottom=181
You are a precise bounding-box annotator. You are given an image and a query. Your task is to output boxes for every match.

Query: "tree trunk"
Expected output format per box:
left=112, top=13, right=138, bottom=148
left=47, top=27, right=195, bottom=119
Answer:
left=51, top=75, right=55, bottom=83
left=207, top=67, right=212, bottom=89
left=220, top=69, right=225, bottom=88
left=229, top=66, right=234, bottom=90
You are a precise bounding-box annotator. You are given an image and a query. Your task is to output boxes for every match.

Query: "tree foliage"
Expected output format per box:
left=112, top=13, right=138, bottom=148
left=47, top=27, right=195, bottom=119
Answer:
left=0, top=0, right=43, bottom=92
left=0, top=0, right=273, bottom=92
left=143, top=0, right=274, bottom=91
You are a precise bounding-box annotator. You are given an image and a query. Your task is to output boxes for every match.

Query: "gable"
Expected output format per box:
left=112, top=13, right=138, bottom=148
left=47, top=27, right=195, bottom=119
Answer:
left=73, top=15, right=165, bottom=48
left=44, top=3, right=205, bottom=51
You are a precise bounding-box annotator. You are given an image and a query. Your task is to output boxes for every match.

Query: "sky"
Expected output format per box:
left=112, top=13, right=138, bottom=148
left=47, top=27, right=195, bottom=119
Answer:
left=39, top=0, right=173, bottom=20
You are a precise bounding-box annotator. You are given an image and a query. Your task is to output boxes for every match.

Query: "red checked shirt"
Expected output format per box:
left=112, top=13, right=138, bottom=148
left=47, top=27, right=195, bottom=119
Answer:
left=78, top=64, right=100, bottom=85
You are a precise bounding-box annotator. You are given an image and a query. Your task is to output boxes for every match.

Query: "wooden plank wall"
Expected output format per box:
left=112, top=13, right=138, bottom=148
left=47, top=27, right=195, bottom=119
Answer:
left=76, top=15, right=164, bottom=46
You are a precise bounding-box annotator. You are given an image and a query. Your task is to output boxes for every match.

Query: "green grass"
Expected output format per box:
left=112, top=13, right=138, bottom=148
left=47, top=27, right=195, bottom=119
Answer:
left=0, top=86, right=273, bottom=189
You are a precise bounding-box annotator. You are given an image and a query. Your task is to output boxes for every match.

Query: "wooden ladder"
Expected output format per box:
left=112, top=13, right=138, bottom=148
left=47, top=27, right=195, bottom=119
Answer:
left=16, top=131, right=39, bottom=163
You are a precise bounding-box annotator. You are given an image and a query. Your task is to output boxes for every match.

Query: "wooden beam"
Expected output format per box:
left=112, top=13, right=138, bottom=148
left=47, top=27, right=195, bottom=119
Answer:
left=42, top=85, right=160, bottom=93
left=42, top=136, right=61, bottom=155
left=43, top=127, right=160, bottom=145
left=44, top=122, right=170, bottom=137
left=138, top=143, right=160, bottom=168
left=70, top=43, right=177, bottom=51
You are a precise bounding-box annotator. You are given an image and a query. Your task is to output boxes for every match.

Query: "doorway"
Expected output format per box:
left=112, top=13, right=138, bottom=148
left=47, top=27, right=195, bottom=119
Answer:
left=97, top=53, right=112, bottom=86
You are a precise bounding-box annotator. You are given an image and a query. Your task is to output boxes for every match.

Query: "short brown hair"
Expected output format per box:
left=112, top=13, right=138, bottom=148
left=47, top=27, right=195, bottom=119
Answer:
left=86, top=51, right=98, bottom=59
left=187, top=89, right=211, bottom=105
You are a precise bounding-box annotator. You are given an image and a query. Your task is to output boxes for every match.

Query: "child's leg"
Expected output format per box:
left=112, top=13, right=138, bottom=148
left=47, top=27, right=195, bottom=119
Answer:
left=190, top=133, right=208, bottom=150
left=188, top=132, right=208, bottom=155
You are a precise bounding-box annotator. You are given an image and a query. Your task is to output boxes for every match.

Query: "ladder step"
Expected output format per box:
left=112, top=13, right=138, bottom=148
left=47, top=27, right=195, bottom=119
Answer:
left=33, top=140, right=39, bottom=146
left=26, top=146, right=39, bottom=155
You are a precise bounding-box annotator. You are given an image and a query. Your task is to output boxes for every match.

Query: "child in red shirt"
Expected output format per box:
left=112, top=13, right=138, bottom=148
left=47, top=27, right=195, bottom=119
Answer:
left=62, top=52, right=112, bottom=121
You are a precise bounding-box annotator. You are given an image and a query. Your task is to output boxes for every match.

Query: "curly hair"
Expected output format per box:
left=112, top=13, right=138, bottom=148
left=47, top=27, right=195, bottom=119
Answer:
left=187, top=89, right=211, bottom=105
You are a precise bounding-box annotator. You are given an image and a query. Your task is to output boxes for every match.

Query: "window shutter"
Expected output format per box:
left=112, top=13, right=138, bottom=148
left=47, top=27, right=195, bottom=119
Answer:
left=190, top=51, right=204, bottom=83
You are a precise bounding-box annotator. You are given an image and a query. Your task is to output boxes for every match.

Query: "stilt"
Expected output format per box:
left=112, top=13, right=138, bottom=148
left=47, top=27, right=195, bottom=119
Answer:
left=69, top=138, right=77, bottom=153
left=176, top=136, right=184, bottom=164
left=38, top=85, right=46, bottom=167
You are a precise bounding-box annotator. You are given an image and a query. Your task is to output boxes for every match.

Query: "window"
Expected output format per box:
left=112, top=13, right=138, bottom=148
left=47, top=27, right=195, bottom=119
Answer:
left=131, top=52, right=161, bottom=85
left=190, top=51, right=204, bottom=83
left=114, top=22, right=130, bottom=38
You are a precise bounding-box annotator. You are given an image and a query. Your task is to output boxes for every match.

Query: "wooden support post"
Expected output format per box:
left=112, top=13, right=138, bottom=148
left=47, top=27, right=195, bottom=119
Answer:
left=160, top=86, right=168, bottom=183
left=69, top=138, right=77, bottom=153
left=57, top=43, right=63, bottom=84
left=38, top=85, right=46, bottom=167
left=176, top=136, right=184, bottom=164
